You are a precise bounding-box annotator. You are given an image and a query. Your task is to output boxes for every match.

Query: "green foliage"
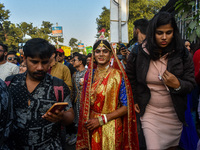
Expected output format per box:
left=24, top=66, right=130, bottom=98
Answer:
left=96, top=0, right=168, bottom=41
left=175, top=0, right=200, bottom=42
left=0, top=3, right=10, bottom=22
left=96, top=6, right=110, bottom=38
left=0, top=3, right=64, bottom=50
left=69, top=38, right=78, bottom=49
left=128, top=0, right=168, bottom=39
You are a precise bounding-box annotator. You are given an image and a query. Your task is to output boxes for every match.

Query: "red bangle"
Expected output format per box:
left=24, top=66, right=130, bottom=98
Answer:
left=102, top=115, right=106, bottom=124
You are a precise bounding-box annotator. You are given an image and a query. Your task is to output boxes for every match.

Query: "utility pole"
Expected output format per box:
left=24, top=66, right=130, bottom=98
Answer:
left=118, top=0, right=122, bottom=43
left=110, top=0, right=129, bottom=44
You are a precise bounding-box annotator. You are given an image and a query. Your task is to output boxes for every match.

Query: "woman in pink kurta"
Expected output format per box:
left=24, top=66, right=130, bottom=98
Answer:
left=126, top=11, right=196, bottom=150
left=141, top=53, right=182, bottom=149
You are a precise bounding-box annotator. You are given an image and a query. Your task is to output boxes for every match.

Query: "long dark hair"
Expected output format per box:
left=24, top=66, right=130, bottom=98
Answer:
left=145, top=11, right=185, bottom=60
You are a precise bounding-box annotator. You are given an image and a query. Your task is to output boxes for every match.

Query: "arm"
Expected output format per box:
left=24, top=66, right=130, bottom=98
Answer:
left=63, top=66, right=72, bottom=91
left=85, top=78, right=128, bottom=130
left=42, top=83, right=74, bottom=125
left=85, top=107, right=127, bottom=131
left=163, top=51, right=196, bottom=94
left=126, top=51, right=140, bottom=113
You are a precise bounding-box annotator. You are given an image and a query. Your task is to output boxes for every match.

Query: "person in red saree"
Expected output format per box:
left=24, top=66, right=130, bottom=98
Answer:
left=76, top=39, right=139, bottom=150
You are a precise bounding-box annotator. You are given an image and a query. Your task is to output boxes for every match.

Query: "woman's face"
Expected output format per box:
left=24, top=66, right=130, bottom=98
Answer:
left=94, top=46, right=112, bottom=67
left=155, top=23, right=174, bottom=48
left=185, top=41, right=191, bottom=52
left=19, top=61, right=27, bottom=73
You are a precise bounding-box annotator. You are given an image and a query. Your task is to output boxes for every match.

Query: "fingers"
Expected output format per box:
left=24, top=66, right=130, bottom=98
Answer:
left=42, top=110, right=64, bottom=122
left=84, top=118, right=100, bottom=131
left=134, top=104, right=140, bottom=113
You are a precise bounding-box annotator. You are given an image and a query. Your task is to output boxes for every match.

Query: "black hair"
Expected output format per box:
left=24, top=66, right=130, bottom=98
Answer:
left=134, top=19, right=149, bottom=35
left=145, top=11, right=185, bottom=60
left=23, top=38, right=54, bottom=59
left=6, top=50, right=17, bottom=59
left=86, top=53, right=92, bottom=58
left=93, top=40, right=111, bottom=51
left=0, top=43, right=8, bottom=52
left=75, top=53, right=86, bottom=66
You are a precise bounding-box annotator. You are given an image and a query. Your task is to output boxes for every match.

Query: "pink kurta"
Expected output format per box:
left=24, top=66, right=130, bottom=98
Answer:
left=140, top=55, right=183, bottom=149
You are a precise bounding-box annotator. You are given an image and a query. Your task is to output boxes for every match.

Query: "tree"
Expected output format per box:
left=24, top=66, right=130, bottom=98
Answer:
left=96, top=6, right=110, bottom=38
left=0, top=3, right=10, bottom=42
left=69, top=38, right=78, bottom=49
left=175, top=0, right=200, bottom=42
left=128, top=0, right=168, bottom=39
left=3, top=22, right=23, bottom=50
left=96, top=0, right=168, bottom=41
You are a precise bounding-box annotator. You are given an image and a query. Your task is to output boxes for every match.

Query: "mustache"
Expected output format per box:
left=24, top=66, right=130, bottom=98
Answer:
left=33, top=71, right=46, bottom=75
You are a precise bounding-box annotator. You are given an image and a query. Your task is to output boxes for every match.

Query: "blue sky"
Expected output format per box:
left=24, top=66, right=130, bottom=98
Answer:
left=1, top=0, right=110, bottom=47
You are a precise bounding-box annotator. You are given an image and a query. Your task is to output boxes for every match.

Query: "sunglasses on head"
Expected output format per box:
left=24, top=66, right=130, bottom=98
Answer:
left=8, top=57, right=17, bottom=61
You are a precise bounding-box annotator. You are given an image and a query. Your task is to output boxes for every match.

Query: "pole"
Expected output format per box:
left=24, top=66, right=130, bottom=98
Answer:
left=118, top=0, right=122, bottom=43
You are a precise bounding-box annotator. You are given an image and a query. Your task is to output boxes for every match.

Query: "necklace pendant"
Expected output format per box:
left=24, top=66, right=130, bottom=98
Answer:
left=158, top=75, right=162, bottom=81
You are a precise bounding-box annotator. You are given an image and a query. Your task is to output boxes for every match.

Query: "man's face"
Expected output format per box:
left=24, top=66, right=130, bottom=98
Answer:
left=56, top=52, right=65, bottom=63
left=86, top=57, right=91, bottom=66
left=94, top=47, right=112, bottom=67
left=69, top=58, right=74, bottom=65
left=24, top=56, right=50, bottom=81
left=73, top=56, right=82, bottom=68
left=0, top=46, right=6, bottom=62
left=7, top=54, right=18, bottom=64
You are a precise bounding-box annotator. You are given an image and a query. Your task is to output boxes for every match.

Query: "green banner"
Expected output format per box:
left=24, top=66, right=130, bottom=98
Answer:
left=86, top=46, right=93, bottom=54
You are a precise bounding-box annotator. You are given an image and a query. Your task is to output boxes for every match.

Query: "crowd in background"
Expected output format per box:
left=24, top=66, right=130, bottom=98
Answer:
left=0, top=11, right=200, bottom=150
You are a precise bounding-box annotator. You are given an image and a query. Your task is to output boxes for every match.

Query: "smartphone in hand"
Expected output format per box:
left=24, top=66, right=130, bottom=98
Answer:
left=45, top=102, right=68, bottom=115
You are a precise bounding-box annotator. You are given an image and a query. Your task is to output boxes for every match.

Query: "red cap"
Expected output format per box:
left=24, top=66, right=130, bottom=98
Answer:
left=56, top=48, right=64, bottom=53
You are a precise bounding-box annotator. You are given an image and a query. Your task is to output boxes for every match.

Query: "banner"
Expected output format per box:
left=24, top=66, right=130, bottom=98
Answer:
left=86, top=46, right=93, bottom=54
left=52, top=26, right=63, bottom=37
left=78, top=43, right=84, bottom=49
left=61, top=46, right=71, bottom=56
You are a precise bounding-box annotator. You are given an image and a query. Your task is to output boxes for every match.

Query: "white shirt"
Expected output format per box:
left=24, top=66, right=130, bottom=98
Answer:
left=0, top=62, right=19, bottom=81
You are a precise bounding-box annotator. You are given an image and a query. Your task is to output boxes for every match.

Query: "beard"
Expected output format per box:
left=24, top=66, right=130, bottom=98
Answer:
left=0, top=54, right=5, bottom=62
left=27, top=70, right=47, bottom=81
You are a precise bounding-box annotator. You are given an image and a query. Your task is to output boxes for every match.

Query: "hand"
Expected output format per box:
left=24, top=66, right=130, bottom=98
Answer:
left=162, top=70, right=180, bottom=89
left=84, top=118, right=100, bottom=131
left=42, top=110, right=64, bottom=123
left=120, top=47, right=128, bottom=56
left=134, top=104, right=140, bottom=113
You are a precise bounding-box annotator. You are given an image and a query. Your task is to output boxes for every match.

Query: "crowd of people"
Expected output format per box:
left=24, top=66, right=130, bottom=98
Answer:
left=0, top=11, right=200, bottom=150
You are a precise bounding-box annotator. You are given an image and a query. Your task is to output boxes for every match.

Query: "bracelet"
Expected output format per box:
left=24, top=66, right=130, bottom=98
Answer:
left=102, top=115, right=106, bottom=124
left=174, top=85, right=181, bottom=91
left=103, top=114, right=107, bottom=124
left=98, top=116, right=104, bottom=126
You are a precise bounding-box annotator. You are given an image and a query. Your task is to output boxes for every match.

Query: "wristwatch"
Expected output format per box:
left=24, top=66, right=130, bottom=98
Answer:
left=174, top=86, right=181, bottom=91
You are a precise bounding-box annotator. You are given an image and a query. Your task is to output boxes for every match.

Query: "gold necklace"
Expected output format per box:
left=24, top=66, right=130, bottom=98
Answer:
left=90, top=65, right=110, bottom=105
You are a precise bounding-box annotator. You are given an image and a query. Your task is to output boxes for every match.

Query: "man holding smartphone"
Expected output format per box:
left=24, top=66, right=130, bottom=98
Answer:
left=5, top=38, right=74, bottom=150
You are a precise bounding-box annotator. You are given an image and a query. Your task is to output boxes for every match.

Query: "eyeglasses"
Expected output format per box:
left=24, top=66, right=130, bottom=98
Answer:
left=8, top=57, right=17, bottom=61
left=20, top=65, right=27, bottom=68
left=0, top=50, right=4, bottom=52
